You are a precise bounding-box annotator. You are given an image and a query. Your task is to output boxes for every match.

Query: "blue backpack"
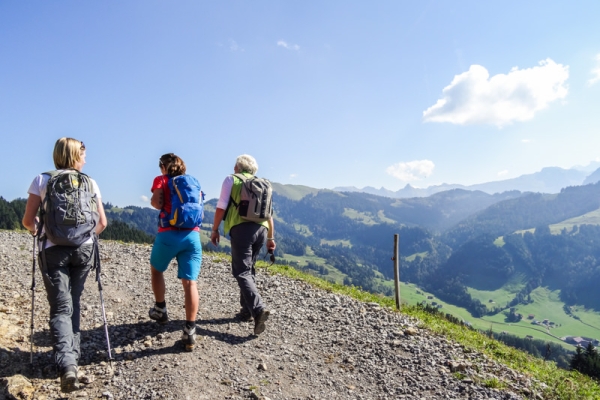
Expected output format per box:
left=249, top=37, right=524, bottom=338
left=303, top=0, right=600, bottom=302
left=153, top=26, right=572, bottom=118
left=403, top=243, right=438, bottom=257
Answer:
left=159, top=174, right=204, bottom=229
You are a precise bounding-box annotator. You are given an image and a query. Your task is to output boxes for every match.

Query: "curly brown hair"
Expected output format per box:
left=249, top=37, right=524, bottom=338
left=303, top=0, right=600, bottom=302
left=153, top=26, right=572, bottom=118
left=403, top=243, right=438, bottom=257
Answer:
left=159, top=153, right=186, bottom=177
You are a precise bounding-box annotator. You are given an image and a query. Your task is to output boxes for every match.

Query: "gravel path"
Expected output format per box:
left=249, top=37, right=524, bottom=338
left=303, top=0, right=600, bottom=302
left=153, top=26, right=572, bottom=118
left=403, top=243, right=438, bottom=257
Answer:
left=0, top=231, right=545, bottom=399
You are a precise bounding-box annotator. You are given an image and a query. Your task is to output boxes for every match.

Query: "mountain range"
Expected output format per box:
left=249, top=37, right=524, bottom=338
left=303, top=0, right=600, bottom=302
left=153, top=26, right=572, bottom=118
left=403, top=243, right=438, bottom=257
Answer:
left=334, top=163, right=600, bottom=198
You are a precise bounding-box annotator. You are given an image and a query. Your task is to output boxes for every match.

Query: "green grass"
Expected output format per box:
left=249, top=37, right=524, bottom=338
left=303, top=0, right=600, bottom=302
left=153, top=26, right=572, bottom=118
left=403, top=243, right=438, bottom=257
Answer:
left=405, top=251, right=428, bottom=262
left=513, top=208, right=600, bottom=236
left=513, top=288, right=600, bottom=341
left=277, top=246, right=347, bottom=283
left=493, top=236, right=505, bottom=247
left=293, top=223, right=313, bottom=237
left=515, top=228, right=536, bottom=235
left=461, top=283, right=600, bottom=349
left=342, top=208, right=379, bottom=225
left=467, top=273, right=527, bottom=311
left=320, top=238, right=352, bottom=248
left=414, top=283, right=600, bottom=350
left=341, top=208, right=398, bottom=225
left=377, top=210, right=395, bottom=224
left=549, top=208, right=600, bottom=233
left=199, top=229, right=231, bottom=249
left=373, top=280, right=443, bottom=307
left=249, top=257, right=600, bottom=399
left=105, top=206, right=134, bottom=214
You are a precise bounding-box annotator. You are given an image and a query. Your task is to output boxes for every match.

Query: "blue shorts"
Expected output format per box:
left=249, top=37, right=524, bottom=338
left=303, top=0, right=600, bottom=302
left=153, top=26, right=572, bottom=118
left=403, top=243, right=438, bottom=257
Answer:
left=150, top=230, right=202, bottom=281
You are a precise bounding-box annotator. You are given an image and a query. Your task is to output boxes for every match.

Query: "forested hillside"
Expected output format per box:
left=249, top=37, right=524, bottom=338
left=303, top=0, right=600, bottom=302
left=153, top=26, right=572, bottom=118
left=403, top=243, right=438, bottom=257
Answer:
left=4, top=182, right=600, bottom=316
left=442, top=183, right=600, bottom=249
left=0, top=197, right=26, bottom=230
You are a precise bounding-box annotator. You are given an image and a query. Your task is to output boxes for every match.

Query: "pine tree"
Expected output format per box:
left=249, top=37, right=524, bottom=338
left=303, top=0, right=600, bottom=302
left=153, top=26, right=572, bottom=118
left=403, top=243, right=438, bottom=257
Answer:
left=570, top=346, right=585, bottom=373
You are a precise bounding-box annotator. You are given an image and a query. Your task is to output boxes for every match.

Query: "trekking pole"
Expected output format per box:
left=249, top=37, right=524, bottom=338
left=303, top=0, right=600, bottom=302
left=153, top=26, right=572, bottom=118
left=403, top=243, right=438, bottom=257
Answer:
left=30, top=234, right=37, bottom=366
left=94, top=238, right=113, bottom=368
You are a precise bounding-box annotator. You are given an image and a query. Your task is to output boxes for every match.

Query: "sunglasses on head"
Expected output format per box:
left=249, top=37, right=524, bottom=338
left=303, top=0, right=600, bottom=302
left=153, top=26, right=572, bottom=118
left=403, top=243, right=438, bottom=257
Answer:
left=80, top=141, right=85, bottom=150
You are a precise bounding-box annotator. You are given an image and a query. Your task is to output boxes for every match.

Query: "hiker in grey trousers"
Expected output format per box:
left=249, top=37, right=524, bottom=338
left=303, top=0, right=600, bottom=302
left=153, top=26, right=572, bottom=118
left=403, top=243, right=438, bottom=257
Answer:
left=210, top=154, right=276, bottom=335
left=22, top=138, right=107, bottom=393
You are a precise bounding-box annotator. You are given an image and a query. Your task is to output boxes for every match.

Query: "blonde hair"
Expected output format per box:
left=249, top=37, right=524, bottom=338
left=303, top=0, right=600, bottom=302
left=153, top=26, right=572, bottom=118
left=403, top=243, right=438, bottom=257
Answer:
left=53, top=137, right=85, bottom=169
left=235, top=154, right=258, bottom=174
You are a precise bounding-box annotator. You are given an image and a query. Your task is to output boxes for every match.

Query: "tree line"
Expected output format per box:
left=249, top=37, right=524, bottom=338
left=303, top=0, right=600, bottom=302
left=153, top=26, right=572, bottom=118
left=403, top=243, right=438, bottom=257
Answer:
left=0, top=197, right=156, bottom=244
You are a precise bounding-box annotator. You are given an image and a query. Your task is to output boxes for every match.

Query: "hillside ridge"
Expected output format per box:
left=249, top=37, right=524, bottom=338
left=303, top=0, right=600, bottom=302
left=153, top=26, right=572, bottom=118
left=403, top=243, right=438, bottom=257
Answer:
left=0, top=231, right=536, bottom=399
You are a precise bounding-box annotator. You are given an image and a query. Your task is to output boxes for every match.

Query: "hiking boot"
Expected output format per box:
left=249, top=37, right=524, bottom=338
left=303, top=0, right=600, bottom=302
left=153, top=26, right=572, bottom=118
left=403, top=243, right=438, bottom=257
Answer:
left=253, top=309, right=270, bottom=335
left=182, top=326, right=196, bottom=352
left=149, top=305, right=169, bottom=325
left=236, top=308, right=253, bottom=322
left=60, top=365, right=79, bottom=393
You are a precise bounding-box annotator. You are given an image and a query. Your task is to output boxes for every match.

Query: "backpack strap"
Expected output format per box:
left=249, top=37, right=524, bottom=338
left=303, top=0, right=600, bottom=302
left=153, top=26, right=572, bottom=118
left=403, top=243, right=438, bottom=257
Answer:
left=224, top=173, right=247, bottom=220
left=230, top=173, right=251, bottom=207
left=36, top=171, right=60, bottom=246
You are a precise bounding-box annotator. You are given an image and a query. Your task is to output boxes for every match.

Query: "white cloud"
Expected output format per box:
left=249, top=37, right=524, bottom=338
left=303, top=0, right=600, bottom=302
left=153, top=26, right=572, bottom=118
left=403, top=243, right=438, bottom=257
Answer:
left=229, top=39, right=244, bottom=52
left=588, top=54, right=600, bottom=86
left=386, top=160, right=435, bottom=181
left=290, top=173, right=298, bottom=179
left=423, top=58, right=569, bottom=127
left=497, top=170, right=509, bottom=177
left=521, top=139, right=532, bottom=143
left=140, top=195, right=149, bottom=203
left=277, top=40, right=299, bottom=51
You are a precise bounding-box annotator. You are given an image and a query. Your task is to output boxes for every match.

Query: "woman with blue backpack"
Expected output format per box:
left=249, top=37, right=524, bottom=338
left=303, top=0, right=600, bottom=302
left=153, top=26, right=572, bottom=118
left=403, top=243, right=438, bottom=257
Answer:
left=148, top=153, right=203, bottom=351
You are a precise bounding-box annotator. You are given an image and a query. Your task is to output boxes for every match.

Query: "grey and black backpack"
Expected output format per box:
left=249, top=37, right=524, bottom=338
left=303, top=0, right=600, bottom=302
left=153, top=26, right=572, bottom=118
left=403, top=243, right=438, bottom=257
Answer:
left=230, top=173, right=273, bottom=223
left=39, top=169, right=99, bottom=246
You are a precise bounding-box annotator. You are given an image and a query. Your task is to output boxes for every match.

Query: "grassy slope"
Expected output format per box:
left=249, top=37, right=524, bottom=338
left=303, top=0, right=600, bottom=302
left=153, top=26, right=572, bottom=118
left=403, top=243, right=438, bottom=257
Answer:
left=466, top=209, right=600, bottom=345
left=513, top=208, right=600, bottom=235
left=467, top=272, right=527, bottom=310
left=549, top=208, right=600, bottom=233
left=247, top=256, right=600, bottom=400
left=320, top=238, right=352, bottom=247
left=358, top=264, right=600, bottom=350
left=342, top=208, right=379, bottom=225
left=271, top=182, right=321, bottom=200
left=278, top=246, right=348, bottom=284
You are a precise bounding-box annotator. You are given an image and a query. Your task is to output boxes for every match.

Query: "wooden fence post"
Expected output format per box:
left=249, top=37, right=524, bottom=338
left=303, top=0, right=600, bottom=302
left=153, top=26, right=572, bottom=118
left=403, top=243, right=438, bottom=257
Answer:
left=393, top=234, right=400, bottom=310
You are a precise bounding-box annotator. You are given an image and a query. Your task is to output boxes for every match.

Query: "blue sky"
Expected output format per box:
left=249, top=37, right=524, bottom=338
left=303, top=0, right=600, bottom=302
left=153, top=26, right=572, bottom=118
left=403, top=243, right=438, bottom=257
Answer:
left=2, top=1, right=600, bottom=206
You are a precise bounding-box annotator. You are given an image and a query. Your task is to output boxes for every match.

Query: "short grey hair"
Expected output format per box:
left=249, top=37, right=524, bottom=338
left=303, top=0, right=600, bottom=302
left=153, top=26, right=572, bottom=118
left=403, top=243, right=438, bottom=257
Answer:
left=235, top=154, right=258, bottom=174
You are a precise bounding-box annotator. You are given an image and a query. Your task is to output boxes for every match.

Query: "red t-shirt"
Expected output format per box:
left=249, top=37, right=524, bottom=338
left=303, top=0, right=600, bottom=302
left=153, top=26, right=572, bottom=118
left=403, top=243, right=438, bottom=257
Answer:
left=152, top=175, right=199, bottom=233
left=152, top=175, right=171, bottom=233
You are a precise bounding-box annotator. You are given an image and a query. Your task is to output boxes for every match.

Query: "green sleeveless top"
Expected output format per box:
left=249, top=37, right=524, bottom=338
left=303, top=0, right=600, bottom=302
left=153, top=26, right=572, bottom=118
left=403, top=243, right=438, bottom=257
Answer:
left=224, top=172, right=270, bottom=235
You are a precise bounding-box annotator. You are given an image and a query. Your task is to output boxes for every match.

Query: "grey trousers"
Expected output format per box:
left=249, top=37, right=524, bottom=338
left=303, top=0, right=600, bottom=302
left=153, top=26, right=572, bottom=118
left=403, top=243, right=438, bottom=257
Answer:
left=230, top=222, right=267, bottom=318
left=39, top=244, right=94, bottom=372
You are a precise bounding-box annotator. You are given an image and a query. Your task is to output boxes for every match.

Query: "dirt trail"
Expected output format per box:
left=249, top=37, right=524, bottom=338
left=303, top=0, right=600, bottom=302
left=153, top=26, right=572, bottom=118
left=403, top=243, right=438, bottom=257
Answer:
left=0, top=231, right=542, bottom=399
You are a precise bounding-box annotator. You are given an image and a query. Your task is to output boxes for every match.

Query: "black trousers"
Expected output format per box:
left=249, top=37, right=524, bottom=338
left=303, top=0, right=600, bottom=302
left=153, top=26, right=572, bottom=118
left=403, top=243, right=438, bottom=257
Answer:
left=229, top=222, right=267, bottom=317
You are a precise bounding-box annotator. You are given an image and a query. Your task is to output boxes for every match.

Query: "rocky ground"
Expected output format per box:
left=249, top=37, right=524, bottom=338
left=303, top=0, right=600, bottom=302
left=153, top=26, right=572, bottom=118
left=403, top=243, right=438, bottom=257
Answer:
left=0, top=230, right=548, bottom=400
